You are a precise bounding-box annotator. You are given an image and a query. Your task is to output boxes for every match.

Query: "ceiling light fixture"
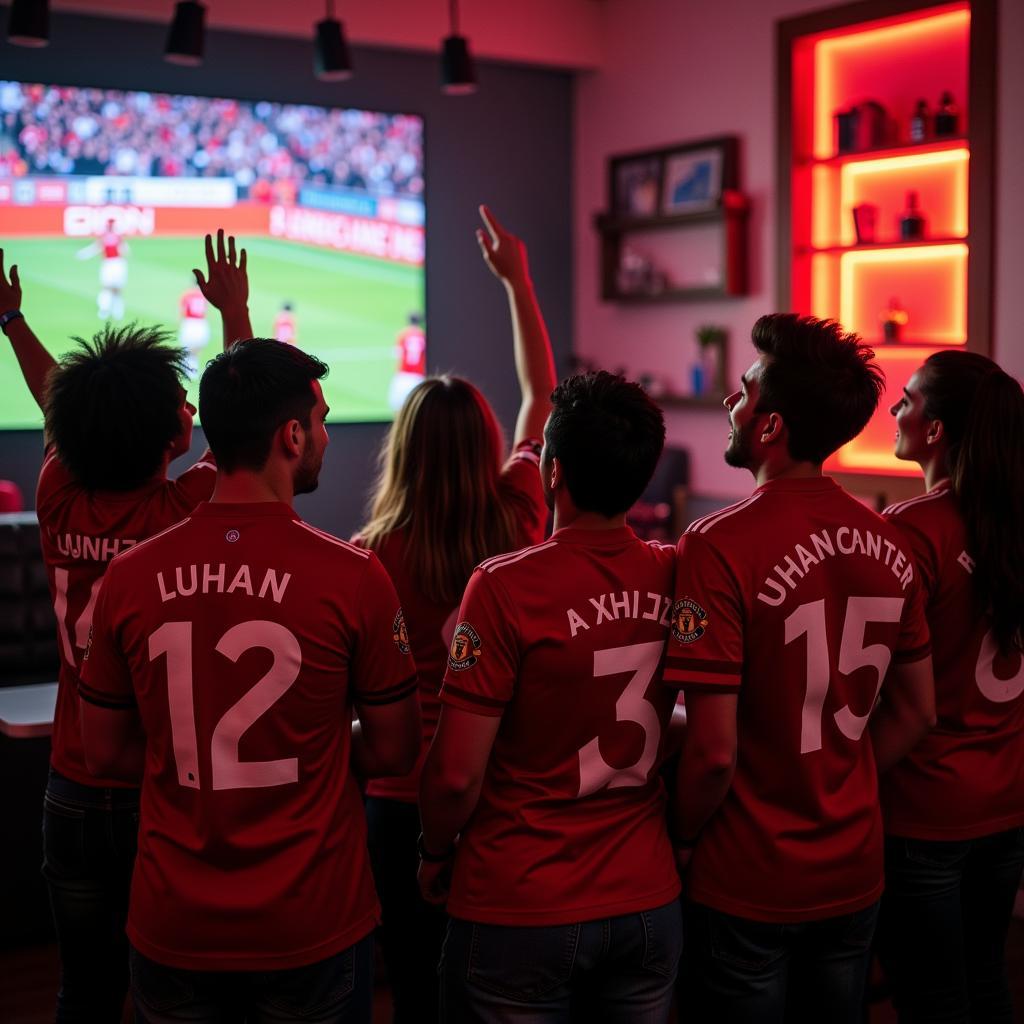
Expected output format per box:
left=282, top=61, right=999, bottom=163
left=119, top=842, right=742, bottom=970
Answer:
left=441, top=0, right=477, bottom=95
left=7, top=0, right=49, bottom=47
left=164, top=1, right=206, bottom=66
left=314, top=0, right=353, bottom=81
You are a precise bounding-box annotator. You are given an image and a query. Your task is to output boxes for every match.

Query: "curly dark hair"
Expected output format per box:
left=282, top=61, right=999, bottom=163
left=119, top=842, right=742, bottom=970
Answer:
left=44, top=323, right=189, bottom=491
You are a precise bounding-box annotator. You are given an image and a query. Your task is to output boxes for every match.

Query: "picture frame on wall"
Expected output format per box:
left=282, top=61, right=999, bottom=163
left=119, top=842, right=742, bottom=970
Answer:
left=661, top=142, right=727, bottom=214
left=611, top=155, right=662, bottom=218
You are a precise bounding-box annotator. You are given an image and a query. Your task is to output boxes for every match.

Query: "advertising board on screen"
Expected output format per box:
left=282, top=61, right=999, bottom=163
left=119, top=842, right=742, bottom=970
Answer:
left=0, top=80, right=426, bottom=427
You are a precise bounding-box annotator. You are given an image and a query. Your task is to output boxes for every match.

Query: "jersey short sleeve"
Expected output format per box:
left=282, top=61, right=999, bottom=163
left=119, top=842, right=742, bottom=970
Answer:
left=169, top=451, right=217, bottom=508
left=500, top=438, right=547, bottom=546
left=893, top=566, right=932, bottom=665
left=349, top=554, right=418, bottom=707
left=663, top=530, right=743, bottom=692
left=439, top=568, right=520, bottom=717
left=78, top=564, right=135, bottom=711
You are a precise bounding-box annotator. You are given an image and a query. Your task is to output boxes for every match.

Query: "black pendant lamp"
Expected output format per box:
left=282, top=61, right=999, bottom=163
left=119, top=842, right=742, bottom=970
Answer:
left=165, top=1, right=206, bottom=66
left=315, top=0, right=353, bottom=81
left=7, top=0, right=49, bottom=47
left=441, top=0, right=477, bottom=95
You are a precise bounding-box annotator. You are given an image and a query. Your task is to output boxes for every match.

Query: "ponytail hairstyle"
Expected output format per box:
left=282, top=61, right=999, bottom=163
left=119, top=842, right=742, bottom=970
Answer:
left=920, top=350, right=1024, bottom=654
left=358, top=376, right=521, bottom=606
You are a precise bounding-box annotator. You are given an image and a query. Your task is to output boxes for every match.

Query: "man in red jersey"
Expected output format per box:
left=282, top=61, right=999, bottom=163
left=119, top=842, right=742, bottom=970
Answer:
left=420, top=371, right=683, bottom=1022
left=0, top=231, right=250, bottom=1024
left=665, top=313, right=936, bottom=1022
left=387, top=312, right=426, bottom=411
left=178, top=278, right=210, bottom=379
left=76, top=217, right=129, bottom=321
left=80, top=337, right=421, bottom=1023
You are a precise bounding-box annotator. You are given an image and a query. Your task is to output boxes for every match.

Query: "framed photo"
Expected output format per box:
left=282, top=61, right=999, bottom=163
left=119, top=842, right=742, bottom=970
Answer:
left=610, top=155, right=662, bottom=218
left=662, top=146, right=725, bottom=213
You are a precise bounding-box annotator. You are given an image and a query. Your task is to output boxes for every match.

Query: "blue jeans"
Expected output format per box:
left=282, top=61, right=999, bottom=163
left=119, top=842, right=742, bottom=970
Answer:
left=877, top=827, right=1024, bottom=1023
left=681, top=899, right=880, bottom=1023
left=439, top=899, right=682, bottom=1023
left=129, top=933, right=376, bottom=1024
left=41, top=767, right=140, bottom=1023
left=365, top=796, right=445, bottom=1023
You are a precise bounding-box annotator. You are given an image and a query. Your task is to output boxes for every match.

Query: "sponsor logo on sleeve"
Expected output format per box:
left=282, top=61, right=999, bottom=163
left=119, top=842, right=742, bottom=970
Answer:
left=672, top=598, right=708, bottom=644
left=392, top=609, right=410, bottom=654
left=448, top=622, right=482, bottom=672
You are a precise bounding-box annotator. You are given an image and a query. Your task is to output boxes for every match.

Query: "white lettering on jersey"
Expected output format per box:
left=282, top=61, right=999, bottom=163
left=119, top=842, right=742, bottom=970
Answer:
left=54, top=531, right=137, bottom=562
left=157, top=563, right=292, bottom=604
left=756, top=527, right=914, bottom=607
left=566, top=591, right=672, bottom=638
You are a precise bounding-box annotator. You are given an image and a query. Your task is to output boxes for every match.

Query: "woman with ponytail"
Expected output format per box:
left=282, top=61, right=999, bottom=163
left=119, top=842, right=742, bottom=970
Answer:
left=353, top=205, right=556, bottom=1022
left=878, top=350, right=1024, bottom=1021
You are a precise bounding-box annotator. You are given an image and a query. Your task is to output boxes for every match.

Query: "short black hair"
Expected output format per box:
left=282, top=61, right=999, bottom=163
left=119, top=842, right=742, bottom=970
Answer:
left=751, top=313, right=884, bottom=464
left=199, top=339, right=328, bottom=473
left=44, top=323, right=188, bottom=491
left=544, top=371, right=665, bottom=517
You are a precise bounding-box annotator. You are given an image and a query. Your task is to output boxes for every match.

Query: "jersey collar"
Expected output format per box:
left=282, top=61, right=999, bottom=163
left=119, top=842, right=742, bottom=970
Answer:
left=191, top=501, right=300, bottom=520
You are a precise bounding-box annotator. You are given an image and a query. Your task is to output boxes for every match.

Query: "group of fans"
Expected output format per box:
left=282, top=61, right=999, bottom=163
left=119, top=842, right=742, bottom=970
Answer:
left=0, top=81, right=424, bottom=199
left=1, top=205, right=1022, bottom=1024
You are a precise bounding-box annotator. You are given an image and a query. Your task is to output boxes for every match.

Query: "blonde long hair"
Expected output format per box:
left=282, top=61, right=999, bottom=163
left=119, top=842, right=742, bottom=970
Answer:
left=359, top=376, right=523, bottom=605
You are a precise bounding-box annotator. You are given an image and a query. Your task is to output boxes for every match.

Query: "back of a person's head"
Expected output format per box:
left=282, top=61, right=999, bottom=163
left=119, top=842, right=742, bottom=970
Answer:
left=920, top=349, right=1024, bottom=654
left=361, top=375, right=516, bottom=604
left=545, top=371, right=666, bottom=517
left=45, top=323, right=187, bottom=491
left=199, top=338, right=328, bottom=473
left=752, top=313, right=884, bottom=465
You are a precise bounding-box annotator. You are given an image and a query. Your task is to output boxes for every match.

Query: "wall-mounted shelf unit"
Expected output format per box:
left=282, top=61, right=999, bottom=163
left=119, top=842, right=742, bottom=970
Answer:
left=777, top=0, right=995, bottom=482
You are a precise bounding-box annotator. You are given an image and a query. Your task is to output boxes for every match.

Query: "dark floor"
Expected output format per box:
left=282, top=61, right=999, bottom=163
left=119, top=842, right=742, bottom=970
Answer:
left=3, top=922, right=1024, bottom=1023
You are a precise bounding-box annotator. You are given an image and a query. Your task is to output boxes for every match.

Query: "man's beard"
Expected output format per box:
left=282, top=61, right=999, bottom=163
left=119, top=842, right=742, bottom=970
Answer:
left=724, top=418, right=755, bottom=469
left=294, top=436, right=322, bottom=495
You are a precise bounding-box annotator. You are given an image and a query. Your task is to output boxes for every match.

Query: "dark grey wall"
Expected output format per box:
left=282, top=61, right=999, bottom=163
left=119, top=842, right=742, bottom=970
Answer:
left=0, top=8, right=573, bottom=536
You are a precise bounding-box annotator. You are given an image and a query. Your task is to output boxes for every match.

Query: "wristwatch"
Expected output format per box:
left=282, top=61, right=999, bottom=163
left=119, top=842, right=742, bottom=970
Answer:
left=0, top=309, right=24, bottom=335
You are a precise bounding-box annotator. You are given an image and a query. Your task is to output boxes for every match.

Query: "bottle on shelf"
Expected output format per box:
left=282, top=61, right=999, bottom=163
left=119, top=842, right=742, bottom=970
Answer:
left=934, top=91, right=958, bottom=136
left=899, top=191, right=927, bottom=241
left=881, top=298, right=909, bottom=343
left=909, top=99, right=930, bottom=143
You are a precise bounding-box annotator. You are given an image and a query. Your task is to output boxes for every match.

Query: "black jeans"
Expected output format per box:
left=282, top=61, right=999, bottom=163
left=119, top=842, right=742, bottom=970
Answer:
left=681, top=898, right=880, bottom=1023
left=440, top=899, right=683, bottom=1023
left=877, top=827, right=1024, bottom=1023
left=129, top=934, right=375, bottom=1024
left=364, top=796, right=446, bottom=1023
left=41, top=767, right=140, bottom=1023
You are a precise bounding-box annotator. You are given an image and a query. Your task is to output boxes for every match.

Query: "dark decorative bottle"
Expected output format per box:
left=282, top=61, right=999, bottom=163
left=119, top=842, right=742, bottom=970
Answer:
left=935, top=91, right=958, bottom=136
left=909, top=99, right=930, bottom=143
left=900, top=191, right=926, bottom=241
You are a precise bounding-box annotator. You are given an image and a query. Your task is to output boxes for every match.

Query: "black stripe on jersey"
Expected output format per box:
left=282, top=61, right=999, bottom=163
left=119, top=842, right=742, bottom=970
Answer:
left=440, top=683, right=507, bottom=710
left=892, top=642, right=932, bottom=665
left=353, top=675, right=418, bottom=707
left=665, top=656, right=743, bottom=674
left=77, top=683, right=137, bottom=711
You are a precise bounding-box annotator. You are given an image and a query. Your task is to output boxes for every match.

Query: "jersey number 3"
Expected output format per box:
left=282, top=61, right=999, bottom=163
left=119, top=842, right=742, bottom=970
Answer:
left=149, top=620, right=301, bottom=791
left=577, top=641, right=663, bottom=797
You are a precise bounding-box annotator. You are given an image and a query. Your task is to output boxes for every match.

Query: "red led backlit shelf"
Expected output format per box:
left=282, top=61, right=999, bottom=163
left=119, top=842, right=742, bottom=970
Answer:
left=778, top=0, right=995, bottom=483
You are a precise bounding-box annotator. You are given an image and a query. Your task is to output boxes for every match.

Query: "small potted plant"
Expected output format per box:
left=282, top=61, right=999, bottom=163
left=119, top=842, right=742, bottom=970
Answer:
left=694, top=325, right=728, bottom=396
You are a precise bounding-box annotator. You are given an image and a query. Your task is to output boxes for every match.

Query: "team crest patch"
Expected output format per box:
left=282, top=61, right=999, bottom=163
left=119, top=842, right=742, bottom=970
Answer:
left=672, top=598, right=708, bottom=644
left=448, top=622, right=482, bottom=672
left=392, top=609, right=410, bottom=654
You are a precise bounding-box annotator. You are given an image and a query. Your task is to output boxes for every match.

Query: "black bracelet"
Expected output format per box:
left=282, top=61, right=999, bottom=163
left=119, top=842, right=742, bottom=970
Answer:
left=417, top=832, right=455, bottom=863
left=0, top=309, right=24, bottom=335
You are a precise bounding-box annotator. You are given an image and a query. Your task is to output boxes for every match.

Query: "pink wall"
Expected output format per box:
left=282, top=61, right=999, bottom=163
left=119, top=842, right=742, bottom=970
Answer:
left=574, top=0, right=1024, bottom=499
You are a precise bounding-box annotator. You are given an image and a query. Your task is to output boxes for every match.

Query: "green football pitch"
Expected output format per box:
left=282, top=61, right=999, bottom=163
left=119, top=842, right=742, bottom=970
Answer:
left=0, top=235, right=423, bottom=428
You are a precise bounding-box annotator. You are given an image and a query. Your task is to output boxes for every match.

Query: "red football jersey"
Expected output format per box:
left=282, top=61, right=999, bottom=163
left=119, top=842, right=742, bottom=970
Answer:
left=101, top=231, right=123, bottom=259
left=665, top=477, right=931, bottom=923
left=80, top=502, right=417, bottom=971
left=395, top=326, right=426, bottom=375
left=273, top=312, right=296, bottom=345
left=881, top=486, right=1024, bottom=840
left=359, top=438, right=547, bottom=802
left=438, top=525, right=681, bottom=926
left=37, top=446, right=216, bottom=787
left=180, top=289, right=207, bottom=320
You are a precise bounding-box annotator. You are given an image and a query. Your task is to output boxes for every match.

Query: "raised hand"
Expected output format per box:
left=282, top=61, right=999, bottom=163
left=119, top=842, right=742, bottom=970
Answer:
left=476, top=205, right=529, bottom=287
left=0, top=249, right=23, bottom=311
left=193, top=229, right=248, bottom=313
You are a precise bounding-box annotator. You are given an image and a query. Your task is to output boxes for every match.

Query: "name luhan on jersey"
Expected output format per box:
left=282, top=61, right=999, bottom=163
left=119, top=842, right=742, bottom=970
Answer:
left=566, top=590, right=672, bottom=638
left=757, top=525, right=914, bottom=608
left=156, top=562, right=292, bottom=605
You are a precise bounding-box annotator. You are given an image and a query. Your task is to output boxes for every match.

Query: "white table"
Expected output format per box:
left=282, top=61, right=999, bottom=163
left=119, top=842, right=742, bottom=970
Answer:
left=0, top=682, right=58, bottom=738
